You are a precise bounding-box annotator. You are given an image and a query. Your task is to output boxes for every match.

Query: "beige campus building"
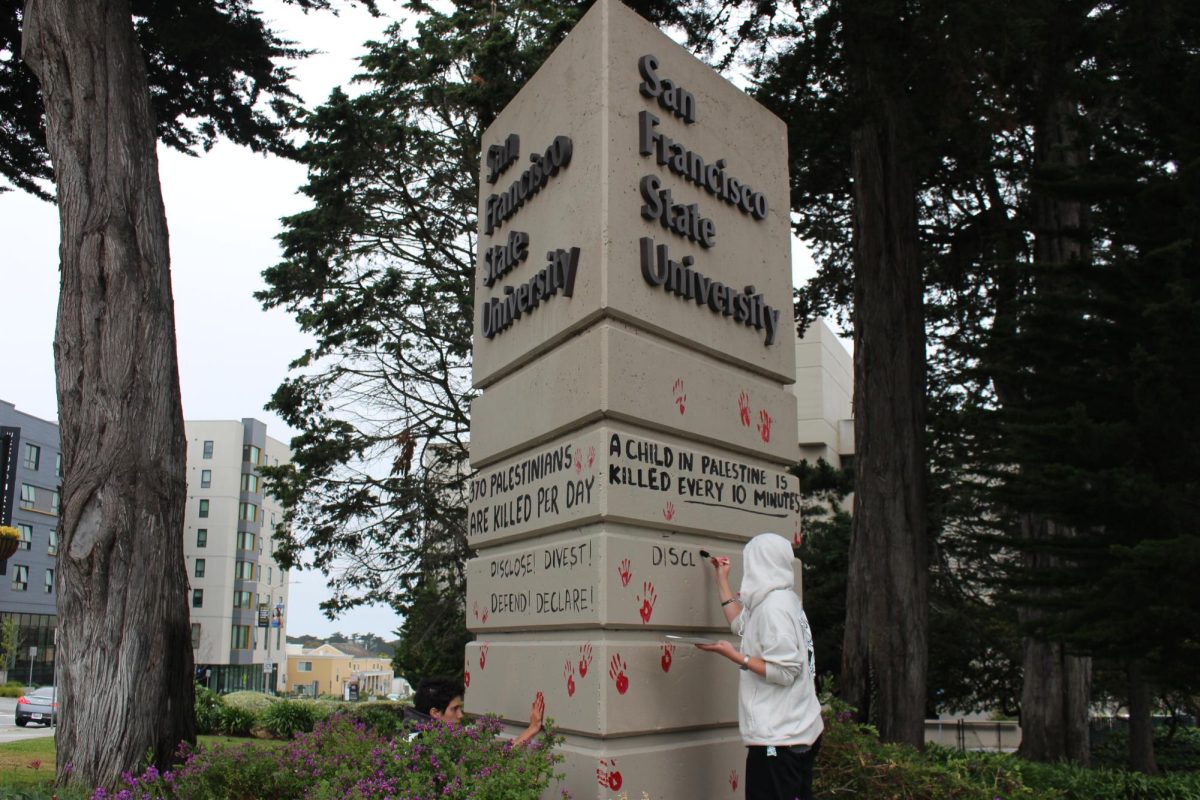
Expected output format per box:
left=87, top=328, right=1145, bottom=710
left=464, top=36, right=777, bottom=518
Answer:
left=184, top=419, right=291, bottom=694
left=284, top=642, right=393, bottom=699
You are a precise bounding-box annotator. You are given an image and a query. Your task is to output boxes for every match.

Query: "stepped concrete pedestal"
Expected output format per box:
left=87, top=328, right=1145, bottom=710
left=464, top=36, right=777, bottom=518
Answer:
left=467, top=2, right=802, bottom=796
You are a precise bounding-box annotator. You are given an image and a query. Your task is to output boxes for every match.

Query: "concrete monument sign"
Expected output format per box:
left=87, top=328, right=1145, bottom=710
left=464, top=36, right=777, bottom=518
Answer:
left=467, top=1, right=802, bottom=796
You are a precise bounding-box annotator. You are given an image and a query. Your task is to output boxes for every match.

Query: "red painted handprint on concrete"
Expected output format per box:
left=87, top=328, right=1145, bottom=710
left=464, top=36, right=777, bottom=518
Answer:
left=738, top=391, right=752, bottom=426
left=578, top=643, right=593, bottom=678
left=481, top=608, right=489, bottom=624
left=638, top=581, right=657, bottom=624
left=617, top=558, right=632, bottom=587
left=574, top=447, right=583, bottom=474
left=596, top=758, right=623, bottom=792
left=757, top=409, right=773, bottom=443
left=661, top=642, right=675, bottom=673
left=587, top=445, right=596, bottom=469
left=464, top=670, right=470, bottom=688
left=564, top=659, right=576, bottom=697
left=609, top=653, right=629, bottom=695
left=472, top=600, right=480, bottom=620
left=479, top=643, right=489, bottom=670
left=730, top=769, right=739, bottom=791
left=663, top=501, right=676, bottom=521
left=672, top=378, right=686, bottom=414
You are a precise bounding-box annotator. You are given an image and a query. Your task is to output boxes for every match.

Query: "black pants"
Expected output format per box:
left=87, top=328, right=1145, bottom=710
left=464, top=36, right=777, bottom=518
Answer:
left=745, top=737, right=821, bottom=800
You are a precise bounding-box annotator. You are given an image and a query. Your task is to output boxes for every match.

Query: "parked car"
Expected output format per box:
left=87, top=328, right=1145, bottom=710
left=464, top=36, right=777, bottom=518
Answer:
left=16, top=687, right=56, bottom=727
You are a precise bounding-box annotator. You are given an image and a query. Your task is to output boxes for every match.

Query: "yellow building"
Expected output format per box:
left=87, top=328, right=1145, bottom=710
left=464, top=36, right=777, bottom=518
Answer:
left=285, top=642, right=393, bottom=699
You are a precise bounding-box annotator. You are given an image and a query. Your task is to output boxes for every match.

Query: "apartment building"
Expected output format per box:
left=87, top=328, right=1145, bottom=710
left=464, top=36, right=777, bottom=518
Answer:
left=0, top=401, right=61, bottom=685
left=185, top=419, right=291, bottom=694
left=794, top=319, right=855, bottom=468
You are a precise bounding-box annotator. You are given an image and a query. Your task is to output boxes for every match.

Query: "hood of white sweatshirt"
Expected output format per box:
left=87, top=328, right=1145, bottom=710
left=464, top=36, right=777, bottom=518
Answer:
left=739, top=533, right=795, bottom=612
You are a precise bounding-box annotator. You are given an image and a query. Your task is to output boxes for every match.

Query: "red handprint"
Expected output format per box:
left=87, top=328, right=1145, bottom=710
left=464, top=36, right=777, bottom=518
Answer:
left=578, top=643, right=593, bottom=678
left=609, top=654, right=630, bottom=694
left=738, top=391, right=752, bottom=426
left=587, top=446, right=596, bottom=469
left=596, top=758, right=623, bottom=791
left=757, top=409, right=773, bottom=443
left=638, top=580, right=657, bottom=624
left=574, top=447, right=583, bottom=474
left=792, top=519, right=804, bottom=548
left=479, top=643, right=489, bottom=670
left=661, top=642, right=675, bottom=672
left=464, top=670, right=470, bottom=688
left=481, top=608, right=489, bottom=624
left=617, top=558, right=632, bottom=587
left=730, top=769, right=739, bottom=791
left=672, top=378, right=687, bottom=414
left=472, top=600, right=480, bottom=620
left=663, top=501, right=676, bottom=521
left=564, top=659, right=576, bottom=697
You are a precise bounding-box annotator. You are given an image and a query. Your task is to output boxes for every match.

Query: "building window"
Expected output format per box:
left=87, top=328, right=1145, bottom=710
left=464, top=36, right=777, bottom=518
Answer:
left=238, top=502, right=257, bottom=523
left=298, top=661, right=313, bottom=672
left=200, top=469, right=212, bottom=489
left=191, top=624, right=201, bottom=649
left=202, top=440, right=214, bottom=459
left=198, top=499, right=209, bottom=518
left=240, top=473, right=260, bottom=493
left=236, top=531, right=255, bottom=552
left=44, top=569, right=53, bottom=594
left=19, top=484, right=35, bottom=510
left=47, top=529, right=57, bottom=556
left=55, top=453, right=62, bottom=478
left=196, top=529, right=207, bottom=548
left=235, top=561, right=254, bottom=581
left=49, top=491, right=59, bottom=516
left=267, top=566, right=272, bottom=585
left=233, top=590, right=253, bottom=609
left=192, top=589, right=203, bottom=608
left=231, top=625, right=251, bottom=650
left=17, top=524, right=32, bottom=551
left=23, top=444, right=40, bottom=471
left=243, top=445, right=261, bottom=465
left=12, top=565, right=28, bottom=592
left=194, top=559, right=206, bottom=579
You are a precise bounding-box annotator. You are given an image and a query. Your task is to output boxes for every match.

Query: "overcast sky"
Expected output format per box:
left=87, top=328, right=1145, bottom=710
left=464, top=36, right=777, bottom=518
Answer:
left=0, top=1, right=822, bottom=641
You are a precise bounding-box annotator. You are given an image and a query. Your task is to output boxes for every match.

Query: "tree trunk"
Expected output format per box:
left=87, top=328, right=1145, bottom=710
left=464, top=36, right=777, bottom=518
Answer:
left=839, top=0, right=929, bottom=748
left=1013, top=90, right=1093, bottom=765
left=1127, top=660, right=1159, bottom=774
left=21, top=0, right=195, bottom=787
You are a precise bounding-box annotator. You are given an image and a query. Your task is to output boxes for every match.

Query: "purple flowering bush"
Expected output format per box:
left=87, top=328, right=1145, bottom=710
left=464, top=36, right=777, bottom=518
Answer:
left=89, top=715, right=562, bottom=800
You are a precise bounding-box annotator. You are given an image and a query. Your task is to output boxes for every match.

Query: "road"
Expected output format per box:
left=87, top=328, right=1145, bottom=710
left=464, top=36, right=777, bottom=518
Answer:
left=0, top=697, right=57, bottom=744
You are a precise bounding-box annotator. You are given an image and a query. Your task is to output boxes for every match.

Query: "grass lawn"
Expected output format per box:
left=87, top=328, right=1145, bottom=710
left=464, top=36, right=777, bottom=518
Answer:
left=0, top=734, right=282, bottom=791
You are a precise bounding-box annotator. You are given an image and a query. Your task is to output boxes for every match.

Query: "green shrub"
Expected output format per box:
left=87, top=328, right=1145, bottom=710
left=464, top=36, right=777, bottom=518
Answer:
left=217, top=704, right=257, bottom=737
left=258, top=700, right=317, bottom=739
left=1013, top=757, right=1200, bottom=800
left=194, top=683, right=225, bottom=735
left=222, top=690, right=278, bottom=714
left=1093, top=725, right=1200, bottom=773
left=0, top=681, right=26, bottom=698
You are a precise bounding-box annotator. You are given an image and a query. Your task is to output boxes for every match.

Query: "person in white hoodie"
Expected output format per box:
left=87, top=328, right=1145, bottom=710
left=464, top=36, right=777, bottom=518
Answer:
left=696, top=532, right=824, bottom=800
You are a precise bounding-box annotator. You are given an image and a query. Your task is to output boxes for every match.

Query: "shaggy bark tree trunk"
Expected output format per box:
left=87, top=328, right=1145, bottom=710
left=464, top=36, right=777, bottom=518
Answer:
left=1127, top=660, right=1159, bottom=774
left=21, top=0, right=195, bottom=787
left=839, top=0, right=929, bottom=749
left=1014, top=93, right=1093, bottom=766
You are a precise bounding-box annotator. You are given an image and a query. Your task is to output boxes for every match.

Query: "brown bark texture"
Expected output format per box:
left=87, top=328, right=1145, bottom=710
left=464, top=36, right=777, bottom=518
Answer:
left=838, top=0, right=929, bottom=747
left=1127, top=660, right=1160, bottom=774
left=20, top=0, right=195, bottom=786
left=1014, top=94, right=1094, bottom=766
left=1016, top=534, right=1092, bottom=765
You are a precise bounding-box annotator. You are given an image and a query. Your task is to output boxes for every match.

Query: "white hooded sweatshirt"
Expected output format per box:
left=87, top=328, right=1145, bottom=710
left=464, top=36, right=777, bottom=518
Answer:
left=731, top=533, right=824, bottom=746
